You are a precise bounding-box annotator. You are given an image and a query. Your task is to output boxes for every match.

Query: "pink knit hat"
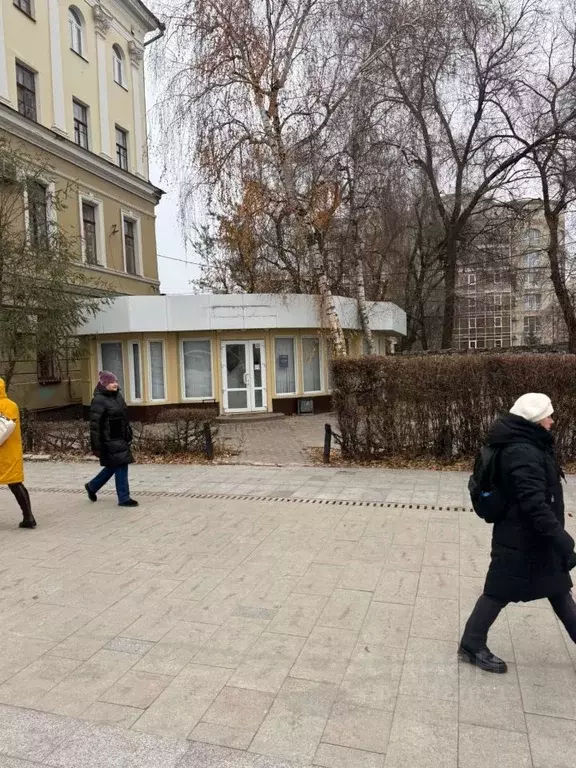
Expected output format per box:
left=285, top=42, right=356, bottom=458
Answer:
left=98, top=370, right=118, bottom=388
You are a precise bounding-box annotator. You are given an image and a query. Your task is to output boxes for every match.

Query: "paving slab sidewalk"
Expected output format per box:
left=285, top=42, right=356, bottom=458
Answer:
left=0, top=464, right=575, bottom=767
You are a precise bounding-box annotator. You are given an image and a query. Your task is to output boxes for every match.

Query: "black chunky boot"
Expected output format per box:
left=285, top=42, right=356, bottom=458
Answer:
left=459, top=643, right=508, bottom=674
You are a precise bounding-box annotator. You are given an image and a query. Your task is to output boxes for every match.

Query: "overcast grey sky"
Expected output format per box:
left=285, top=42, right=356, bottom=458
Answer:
left=146, top=51, right=201, bottom=296
left=148, top=154, right=201, bottom=294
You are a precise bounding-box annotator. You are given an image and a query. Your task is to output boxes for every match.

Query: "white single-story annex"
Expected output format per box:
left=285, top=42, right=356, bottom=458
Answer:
left=78, top=293, right=407, bottom=416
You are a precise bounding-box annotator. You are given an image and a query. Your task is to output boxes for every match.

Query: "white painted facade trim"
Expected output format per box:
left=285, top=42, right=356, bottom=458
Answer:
left=78, top=294, right=408, bottom=337
left=47, top=0, right=67, bottom=134
left=130, top=62, right=145, bottom=176
left=0, top=0, right=10, bottom=104
left=95, top=33, right=112, bottom=159
left=0, top=102, right=161, bottom=204
left=78, top=191, right=107, bottom=267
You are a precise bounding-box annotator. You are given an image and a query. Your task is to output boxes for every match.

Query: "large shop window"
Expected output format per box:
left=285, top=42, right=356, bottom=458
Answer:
left=302, top=337, right=322, bottom=393
left=100, top=342, right=125, bottom=392
left=128, top=341, right=142, bottom=401
left=149, top=341, right=166, bottom=400
left=275, top=337, right=296, bottom=394
left=182, top=340, right=212, bottom=399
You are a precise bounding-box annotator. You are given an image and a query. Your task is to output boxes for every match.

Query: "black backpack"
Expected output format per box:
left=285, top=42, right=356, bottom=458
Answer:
left=468, top=446, right=507, bottom=524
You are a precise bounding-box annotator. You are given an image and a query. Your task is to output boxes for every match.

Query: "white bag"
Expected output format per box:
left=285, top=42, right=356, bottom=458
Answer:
left=0, top=414, right=16, bottom=447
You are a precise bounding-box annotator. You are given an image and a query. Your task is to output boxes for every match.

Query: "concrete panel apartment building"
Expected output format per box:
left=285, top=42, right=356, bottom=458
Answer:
left=0, top=0, right=163, bottom=411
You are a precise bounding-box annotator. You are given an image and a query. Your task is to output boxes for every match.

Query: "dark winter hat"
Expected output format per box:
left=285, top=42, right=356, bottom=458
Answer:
left=98, top=370, right=118, bottom=388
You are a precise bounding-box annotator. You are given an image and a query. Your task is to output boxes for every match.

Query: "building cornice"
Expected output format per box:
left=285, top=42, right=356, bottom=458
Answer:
left=0, top=103, right=164, bottom=205
left=109, top=0, right=163, bottom=34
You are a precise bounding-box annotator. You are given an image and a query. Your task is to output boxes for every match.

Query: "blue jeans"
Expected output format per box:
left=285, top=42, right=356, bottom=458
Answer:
left=87, top=464, right=130, bottom=504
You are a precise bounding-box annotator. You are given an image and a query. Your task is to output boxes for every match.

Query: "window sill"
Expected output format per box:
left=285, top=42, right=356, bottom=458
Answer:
left=81, top=262, right=157, bottom=285
left=38, top=378, right=62, bottom=386
left=14, top=7, right=35, bottom=21
left=71, top=50, right=90, bottom=64
left=181, top=397, right=216, bottom=403
left=114, top=81, right=129, bottom=93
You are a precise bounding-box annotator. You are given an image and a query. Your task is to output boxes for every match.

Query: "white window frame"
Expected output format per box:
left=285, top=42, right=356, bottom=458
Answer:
left=16, top=59, right=39, bottom=122
left=467, top=272, right=476, bottom=286
left=72, top=98, right=90, bottom=149
left=494, top=339, right=503, bottom=348
left=494, top=316, right=502, bottom=328
left=524, top=228, right=542, bottom=248
left=273, top=335, right=298, bottom=397
left=112, top=45, right=126, bottom=87
left=97, top=340, right=125, bottom=391
left=468, top=317, right=476, bottom=330
left=127, top=340, right=143, bottom=403
left=493, top=293, right=502, bottom=307
left=121, top=211, right=142, bottom=276
left=179, top=338, right=215, bottom=401
left=115, top=125, right=129, bottom=170
left=14, top=0, right=35, bottom=19
left=23, top=179, right=57, bottom=246
left=301, top=335, right=324, bottom=394
left=78, top=192, right=106, bottom=267
left=468, top=339, right=477, bottom=349
left=525, top=270, right=537, bottom=289
left=147, top=339, right=167, bottom=402
left=524, top=294, right=541, bottom=312
left=68, top=7, right=84, bottom=57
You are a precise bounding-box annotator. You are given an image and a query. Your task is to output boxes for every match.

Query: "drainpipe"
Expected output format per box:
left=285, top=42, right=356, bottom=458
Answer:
left=144, top=23, right=166, bottom=47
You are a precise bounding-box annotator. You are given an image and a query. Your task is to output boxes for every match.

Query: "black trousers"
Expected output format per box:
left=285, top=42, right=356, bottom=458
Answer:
left=8, top=483, right=33, bottom=518
left=463, top=592, right=576, bottom=650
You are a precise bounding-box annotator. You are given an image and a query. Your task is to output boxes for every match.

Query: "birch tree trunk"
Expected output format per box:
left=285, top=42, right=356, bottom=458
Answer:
left=347, top=70, right=375, bottom=355
left=356, top=255, right=375, bottom=354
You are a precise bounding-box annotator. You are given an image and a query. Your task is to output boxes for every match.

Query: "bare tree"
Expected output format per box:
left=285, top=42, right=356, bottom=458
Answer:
left=372, top=0, right=576, bottom=348
left=0, top=140, right=107, bottom=391
left=522, top=13, right=576, bottom=351
left=154, top=0, right=420, bottom=355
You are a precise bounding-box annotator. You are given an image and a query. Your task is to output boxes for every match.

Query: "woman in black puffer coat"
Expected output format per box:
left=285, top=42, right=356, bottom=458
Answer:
left=84, top=371, right=138, bottom=508
left=460, top=393, right=576, bottom=674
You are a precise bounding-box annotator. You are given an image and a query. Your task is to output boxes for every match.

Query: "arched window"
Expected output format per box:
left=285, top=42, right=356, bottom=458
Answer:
left=68, top=7, right=84, bottom=56
left=523, top=227, right=542, bottom=248
left=112, top=45, right=125, bottom=86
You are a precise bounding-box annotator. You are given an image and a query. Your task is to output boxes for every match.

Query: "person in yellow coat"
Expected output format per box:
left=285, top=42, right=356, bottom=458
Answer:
left=0, top=378, right=36, bottom=528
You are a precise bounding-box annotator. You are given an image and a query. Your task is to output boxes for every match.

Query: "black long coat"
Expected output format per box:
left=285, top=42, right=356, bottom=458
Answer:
left=89, top=384, right=134, bottom=468
left=484, top=414, right=575, bottom=603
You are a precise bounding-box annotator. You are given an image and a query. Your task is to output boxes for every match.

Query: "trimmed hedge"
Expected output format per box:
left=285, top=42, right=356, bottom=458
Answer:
left=332, top=354, right=576, bottom=462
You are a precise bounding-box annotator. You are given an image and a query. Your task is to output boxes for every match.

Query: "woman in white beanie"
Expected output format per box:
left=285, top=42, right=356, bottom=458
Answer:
left=460, top=393, right=576, bottom=673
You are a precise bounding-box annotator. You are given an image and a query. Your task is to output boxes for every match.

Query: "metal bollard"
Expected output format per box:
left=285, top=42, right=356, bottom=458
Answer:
left=203, top=421, right=214, bottom=460
left=323, top=423, right=332, bottom=464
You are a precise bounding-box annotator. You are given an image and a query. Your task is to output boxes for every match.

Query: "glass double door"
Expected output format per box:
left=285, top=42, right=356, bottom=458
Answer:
left=221, top=341, right=267, bottom=412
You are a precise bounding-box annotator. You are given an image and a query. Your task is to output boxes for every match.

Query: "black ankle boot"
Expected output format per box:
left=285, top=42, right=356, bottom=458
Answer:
left=459, top=643, right=507, bottom=674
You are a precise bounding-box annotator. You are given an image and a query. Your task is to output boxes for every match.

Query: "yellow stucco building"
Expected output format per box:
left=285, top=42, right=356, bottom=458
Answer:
left=78, top=294, right=407, bottom=417
left=0, top=0, right=162, bottom=410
